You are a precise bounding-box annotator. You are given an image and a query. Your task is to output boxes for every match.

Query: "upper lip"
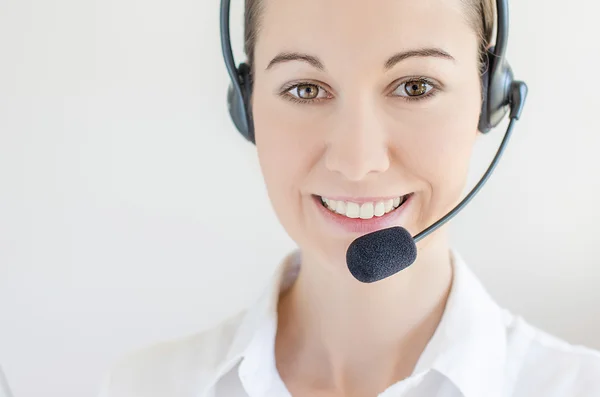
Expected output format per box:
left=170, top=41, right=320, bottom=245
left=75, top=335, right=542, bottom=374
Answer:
left=316, top=194, right=408, bottom=204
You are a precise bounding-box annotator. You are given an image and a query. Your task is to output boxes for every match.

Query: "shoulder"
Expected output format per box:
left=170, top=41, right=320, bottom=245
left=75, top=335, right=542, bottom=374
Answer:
left=503, top=312, right=600, bottom=396
left=99, top=310, right=246, bottom=397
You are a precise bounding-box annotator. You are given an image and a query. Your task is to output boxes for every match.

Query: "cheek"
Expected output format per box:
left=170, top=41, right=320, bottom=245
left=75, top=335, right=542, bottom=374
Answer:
left=252, top=92, right=317, bottom=225
left=254, top=104, right=308, bottom=185
left=399, top=94, right=480, bottom=215
left=252, top=81, right=328, bottom=192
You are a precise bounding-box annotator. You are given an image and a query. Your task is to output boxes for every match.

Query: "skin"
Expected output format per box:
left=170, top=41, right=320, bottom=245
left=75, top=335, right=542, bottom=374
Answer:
left=250, top=0, right=483, bottom=395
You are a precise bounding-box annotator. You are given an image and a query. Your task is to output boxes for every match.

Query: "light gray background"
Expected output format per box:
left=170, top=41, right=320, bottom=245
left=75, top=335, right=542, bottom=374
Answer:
left=0, top=0, right=599, bottom=396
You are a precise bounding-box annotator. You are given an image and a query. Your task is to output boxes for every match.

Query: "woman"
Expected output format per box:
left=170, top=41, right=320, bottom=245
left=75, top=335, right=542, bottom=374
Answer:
left=100, top=0, right=600, bottom=396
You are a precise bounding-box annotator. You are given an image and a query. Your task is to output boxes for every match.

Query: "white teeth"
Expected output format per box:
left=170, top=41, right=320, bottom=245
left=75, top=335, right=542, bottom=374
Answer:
left=335, top=201, right=346, bottom=215
left=345, top=202, right=360, bottom=218
left=384, top=199, right=394, bottom=213
left=320, top=195, right=407, bottom=219
left=359, top=202, right=374, bottom=219
left=374, top=201, right=385, bottom=217
left=328, top=199, right=337, bottom=211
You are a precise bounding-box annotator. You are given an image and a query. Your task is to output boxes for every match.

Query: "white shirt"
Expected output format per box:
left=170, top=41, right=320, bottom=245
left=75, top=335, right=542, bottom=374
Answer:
left=99, top=250, right=600, bottom=397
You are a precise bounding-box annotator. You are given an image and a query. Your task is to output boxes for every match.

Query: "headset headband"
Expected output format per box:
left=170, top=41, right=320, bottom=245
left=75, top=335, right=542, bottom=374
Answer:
left=220, top=0, right=523, bottom=142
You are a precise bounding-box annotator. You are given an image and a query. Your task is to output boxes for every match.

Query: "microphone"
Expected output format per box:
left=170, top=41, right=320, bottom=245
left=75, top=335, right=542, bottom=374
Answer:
left=346, top=81, right=528, bottom=283
left=347, top=226, right=417, bottom=283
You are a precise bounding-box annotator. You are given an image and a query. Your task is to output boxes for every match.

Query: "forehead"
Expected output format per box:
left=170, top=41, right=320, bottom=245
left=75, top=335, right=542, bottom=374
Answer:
left=255, top=0, right=478, bottom=70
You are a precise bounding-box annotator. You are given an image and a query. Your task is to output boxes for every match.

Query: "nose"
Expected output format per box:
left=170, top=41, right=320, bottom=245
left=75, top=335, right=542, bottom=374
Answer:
left=325, top=97, right=391, bottom=181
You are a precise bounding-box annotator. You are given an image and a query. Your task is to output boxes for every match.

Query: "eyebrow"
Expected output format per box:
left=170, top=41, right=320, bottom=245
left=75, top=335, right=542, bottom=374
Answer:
left=266, top=52, right=325, bottom=71
left=384, top=48, right=455, bottom=69
left=265, top=48, right=455, bottom=71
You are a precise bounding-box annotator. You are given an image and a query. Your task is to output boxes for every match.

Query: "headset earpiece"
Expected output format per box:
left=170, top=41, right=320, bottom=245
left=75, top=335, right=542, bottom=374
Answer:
left=226, top=62, right=255, bottom=143
left=478, top=47, right=515, bottom=133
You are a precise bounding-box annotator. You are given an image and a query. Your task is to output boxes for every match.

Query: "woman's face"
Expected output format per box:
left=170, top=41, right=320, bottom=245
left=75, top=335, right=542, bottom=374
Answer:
left=251, top=0, right=482, bottom=271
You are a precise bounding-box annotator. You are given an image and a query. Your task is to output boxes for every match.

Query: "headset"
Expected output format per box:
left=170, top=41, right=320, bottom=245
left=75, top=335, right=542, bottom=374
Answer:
left=221, top=0, right=527, bottom=144
left=220, top=0, right=528, bottom=245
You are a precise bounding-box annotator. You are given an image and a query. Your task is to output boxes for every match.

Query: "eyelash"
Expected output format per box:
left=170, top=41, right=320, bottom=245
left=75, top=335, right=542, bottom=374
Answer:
left=279, top=77, right=440, bottom=105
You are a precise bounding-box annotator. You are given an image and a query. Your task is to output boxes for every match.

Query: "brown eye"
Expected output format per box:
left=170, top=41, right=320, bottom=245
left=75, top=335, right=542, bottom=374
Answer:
left=391, top=78, right=435, bottom=100
left=404, top=80, right=429, bottom=96
left=285, top=83, right=331, bottom=102
left=296, top=84, right=320, bottom=99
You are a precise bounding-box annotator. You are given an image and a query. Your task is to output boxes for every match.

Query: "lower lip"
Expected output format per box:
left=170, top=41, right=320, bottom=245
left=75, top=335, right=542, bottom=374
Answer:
left=312, top=194, right=413, bottom=235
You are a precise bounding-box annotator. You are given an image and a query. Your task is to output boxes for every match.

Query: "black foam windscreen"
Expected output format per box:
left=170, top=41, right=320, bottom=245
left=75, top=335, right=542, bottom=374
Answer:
left=346, top=227, right=417, bottom=283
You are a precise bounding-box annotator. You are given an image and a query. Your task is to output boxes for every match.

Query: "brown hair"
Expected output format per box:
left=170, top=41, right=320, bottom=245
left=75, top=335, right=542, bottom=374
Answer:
left=244, top=0, right=496, bottom=74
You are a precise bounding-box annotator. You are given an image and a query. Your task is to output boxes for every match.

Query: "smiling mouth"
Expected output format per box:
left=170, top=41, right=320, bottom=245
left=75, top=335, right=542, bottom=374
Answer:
left=317, top=194, right=412, bottom=220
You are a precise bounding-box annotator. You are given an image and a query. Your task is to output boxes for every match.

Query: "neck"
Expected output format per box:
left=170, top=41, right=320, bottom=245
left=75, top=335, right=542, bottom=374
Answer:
left=275, top=232, right=453, bottom=395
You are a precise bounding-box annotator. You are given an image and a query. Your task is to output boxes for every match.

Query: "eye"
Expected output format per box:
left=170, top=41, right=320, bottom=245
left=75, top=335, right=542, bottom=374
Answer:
left=285, top=83, right=331, bottom=102
left=392, top=78, right=435, bottom=98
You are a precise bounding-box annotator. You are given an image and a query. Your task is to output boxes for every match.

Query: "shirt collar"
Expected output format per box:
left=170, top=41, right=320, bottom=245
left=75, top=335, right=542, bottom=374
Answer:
left=224, top=250, right=300, bottom=363
left=206, top=250, right=300, bottom=390
left=412, top=250, right=508, bottom=397
left=212, top=249, right=507, bottom=397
